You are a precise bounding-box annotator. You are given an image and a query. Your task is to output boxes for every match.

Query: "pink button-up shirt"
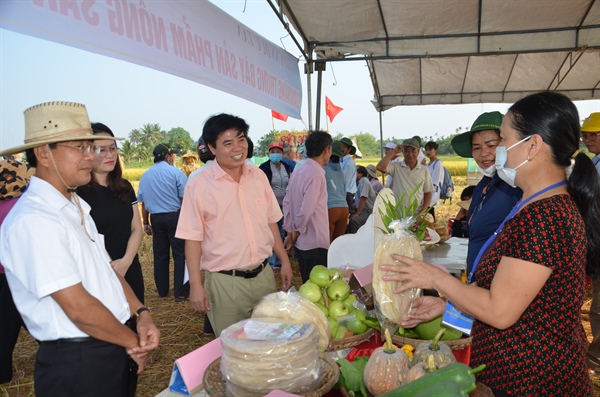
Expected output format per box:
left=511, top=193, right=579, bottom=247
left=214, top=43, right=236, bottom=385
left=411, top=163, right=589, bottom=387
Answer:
left=283, top=158, right=330, bottom=251
left=176, top=161, right=282, bottom=272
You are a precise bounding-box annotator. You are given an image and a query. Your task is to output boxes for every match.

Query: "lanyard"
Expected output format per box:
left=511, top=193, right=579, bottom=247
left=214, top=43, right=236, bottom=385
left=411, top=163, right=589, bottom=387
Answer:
left=468, top=180, right=567, bottom=283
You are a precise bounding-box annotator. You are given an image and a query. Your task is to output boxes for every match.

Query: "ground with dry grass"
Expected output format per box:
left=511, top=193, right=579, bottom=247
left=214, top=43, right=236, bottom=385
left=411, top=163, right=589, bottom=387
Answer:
left=2, top=177, right=599, bottom=396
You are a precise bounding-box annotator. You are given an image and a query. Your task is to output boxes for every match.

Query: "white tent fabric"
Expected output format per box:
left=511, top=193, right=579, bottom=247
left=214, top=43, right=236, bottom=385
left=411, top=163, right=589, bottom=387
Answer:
left=1, top=1, right=303, bottom=118
left=277, top=0, right=600, bottom=110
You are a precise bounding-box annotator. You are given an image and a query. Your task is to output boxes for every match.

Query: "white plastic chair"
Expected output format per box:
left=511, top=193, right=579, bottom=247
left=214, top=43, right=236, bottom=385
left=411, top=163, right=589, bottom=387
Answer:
left=327, top=213, right=374, bottom=270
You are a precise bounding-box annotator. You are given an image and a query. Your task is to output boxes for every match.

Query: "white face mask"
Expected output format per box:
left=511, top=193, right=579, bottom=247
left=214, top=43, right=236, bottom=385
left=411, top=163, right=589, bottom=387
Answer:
left=495, top=135, right=531, bottom=188
left=478, top=165, right=496, bottom=177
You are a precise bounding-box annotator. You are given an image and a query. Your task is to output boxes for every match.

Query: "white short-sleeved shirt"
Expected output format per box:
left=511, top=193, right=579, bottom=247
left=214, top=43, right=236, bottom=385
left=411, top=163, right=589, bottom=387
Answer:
left=0, top=177, right=130, bottom=341
left=426, top=159, right=445, bottom=205
left=387, top=161, right=434, bottom=209
left=341, top=155, right=357, bottom=194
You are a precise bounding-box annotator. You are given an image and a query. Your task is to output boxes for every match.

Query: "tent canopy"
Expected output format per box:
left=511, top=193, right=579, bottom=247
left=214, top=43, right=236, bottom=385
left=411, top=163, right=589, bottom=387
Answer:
left=275, top=0, right=600, bottom=111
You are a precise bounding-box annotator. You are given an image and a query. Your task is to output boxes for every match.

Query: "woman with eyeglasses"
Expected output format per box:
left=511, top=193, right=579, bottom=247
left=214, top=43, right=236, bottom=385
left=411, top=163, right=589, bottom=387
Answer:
left=77, top=123, right=144, bottom=303
left=77, top=122, right=145, bottom=396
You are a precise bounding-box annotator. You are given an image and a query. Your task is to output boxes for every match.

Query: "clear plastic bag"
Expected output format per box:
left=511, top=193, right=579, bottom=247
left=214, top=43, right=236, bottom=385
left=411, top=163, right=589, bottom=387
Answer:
left=372, top=218, right=423, bottom=325
left=220, top=318, right=322, bottom=397
left=251, top=290, right=331, bottom=352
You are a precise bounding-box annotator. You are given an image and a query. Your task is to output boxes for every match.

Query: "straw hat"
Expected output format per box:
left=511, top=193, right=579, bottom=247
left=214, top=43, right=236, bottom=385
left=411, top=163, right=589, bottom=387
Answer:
left=457, top=199, right=472, bottom=211
left=366, top=164, right=378, bottom=179
left=0, top=101, right=117, bottom=157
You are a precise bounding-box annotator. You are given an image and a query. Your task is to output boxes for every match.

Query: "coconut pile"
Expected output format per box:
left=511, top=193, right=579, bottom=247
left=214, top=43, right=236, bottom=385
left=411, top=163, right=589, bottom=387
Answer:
left=220, top=317, right=323, bottom=397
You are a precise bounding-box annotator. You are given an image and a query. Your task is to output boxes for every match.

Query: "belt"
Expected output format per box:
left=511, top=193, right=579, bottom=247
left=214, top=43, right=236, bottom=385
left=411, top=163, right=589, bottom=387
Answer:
left=218, top=262, right=267, bottom=279
left=40, top=337, right=95, bottom=344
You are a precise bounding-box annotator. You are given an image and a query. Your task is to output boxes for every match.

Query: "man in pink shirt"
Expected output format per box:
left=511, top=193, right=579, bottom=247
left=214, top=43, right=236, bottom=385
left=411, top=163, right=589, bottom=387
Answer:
left=176, top=113, right=292, bottom=336
left=283, top=131, right=332, bottom=282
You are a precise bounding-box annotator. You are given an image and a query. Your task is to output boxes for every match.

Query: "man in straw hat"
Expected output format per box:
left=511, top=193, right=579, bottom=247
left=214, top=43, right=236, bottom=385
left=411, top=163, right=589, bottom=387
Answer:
left=0, top=101, right=159, bottom=396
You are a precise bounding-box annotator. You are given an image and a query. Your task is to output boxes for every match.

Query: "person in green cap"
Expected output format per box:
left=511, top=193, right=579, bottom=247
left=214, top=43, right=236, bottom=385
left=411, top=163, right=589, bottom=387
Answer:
left=450, top=111, right=522, bottom=280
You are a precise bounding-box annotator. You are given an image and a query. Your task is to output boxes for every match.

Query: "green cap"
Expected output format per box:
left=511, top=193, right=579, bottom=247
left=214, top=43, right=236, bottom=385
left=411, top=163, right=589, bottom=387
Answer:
left=451, top=111, right=503, bottom=158
left=402, top=138, right=420, bottom=149
left=339, top=137, right=356, bottom=155
left=332, top=141, right=345, bottom=158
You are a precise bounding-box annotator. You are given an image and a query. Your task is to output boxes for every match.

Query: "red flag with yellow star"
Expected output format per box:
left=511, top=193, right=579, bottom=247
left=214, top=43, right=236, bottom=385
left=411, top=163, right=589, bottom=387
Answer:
left=325, top=96, right=343, bottom=122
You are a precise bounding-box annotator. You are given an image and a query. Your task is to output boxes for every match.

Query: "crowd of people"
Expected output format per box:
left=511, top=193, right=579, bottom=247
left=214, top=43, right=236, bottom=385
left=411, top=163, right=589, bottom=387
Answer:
left=0, top=93, right=599, bottom=397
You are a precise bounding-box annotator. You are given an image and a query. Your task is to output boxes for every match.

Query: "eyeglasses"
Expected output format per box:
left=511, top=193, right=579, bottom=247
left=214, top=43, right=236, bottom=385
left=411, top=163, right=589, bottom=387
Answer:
left=581, top=132, right=600, bottom=141
left=93, top=145, right=118, bottom=158
left=55, top=143, right=94, bottom=155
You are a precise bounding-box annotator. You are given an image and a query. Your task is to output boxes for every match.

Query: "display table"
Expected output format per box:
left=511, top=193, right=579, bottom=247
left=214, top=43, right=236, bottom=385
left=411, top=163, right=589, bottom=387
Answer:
left=423, top=237, right=468, bottom=275
left=156, top=329, right=471, bottom=397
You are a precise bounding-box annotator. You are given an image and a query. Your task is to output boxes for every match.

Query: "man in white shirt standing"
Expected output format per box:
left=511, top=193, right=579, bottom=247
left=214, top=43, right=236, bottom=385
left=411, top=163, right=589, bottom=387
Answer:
left=0, top=102, right=159, bottom=397
left=376, top=138, right=433, bottom=212
left=383, top=141, right=402, bottom=188
left=339, top=137, right=357, bottom=215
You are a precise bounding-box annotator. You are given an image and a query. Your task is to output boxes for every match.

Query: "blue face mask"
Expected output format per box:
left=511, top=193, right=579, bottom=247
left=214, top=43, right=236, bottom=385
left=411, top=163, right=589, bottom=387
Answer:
left=495, top=135, right=531, bottom=188
left=270, top=153, right=282, bottom=164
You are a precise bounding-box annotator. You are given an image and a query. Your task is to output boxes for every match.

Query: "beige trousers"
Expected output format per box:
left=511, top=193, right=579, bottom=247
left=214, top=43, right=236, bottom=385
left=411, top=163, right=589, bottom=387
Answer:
left=205, top=265, right=277, bottom=337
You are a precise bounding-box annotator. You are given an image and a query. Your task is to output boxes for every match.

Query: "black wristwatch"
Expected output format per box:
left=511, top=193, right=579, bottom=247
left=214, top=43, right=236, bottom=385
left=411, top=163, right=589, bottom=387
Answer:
left=134, top=306, right=151, bottom=320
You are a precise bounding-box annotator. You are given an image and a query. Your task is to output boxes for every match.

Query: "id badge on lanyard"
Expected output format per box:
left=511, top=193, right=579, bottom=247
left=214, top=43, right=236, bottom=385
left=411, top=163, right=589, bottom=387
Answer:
left=442, top=300, right=474, bottom=335
left=441, top=180, right=567, bottom=336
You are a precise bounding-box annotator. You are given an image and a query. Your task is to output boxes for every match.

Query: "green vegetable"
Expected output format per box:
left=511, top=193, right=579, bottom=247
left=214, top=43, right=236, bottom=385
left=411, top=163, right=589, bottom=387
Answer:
left=414, top=315, right=462, bottom=340
left=396, top=325, right=419, bottom=338
left=412, top=380, right=477, bottom=397
left=378, top=362, right=486, bottom=397
left=363, top=316, right=380, bottom=330
left=336, top=356, right=369, bottom=397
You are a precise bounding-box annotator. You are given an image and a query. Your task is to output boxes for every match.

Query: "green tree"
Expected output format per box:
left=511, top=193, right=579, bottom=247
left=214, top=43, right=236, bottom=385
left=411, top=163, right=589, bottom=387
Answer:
left=119, top=140, right=135, bottom=164
left=129, top=129, right=144, bottom=147
left=353, top=132, right=382, bottom=157
left=129, top=123, right=167, bottom=161
left=256, top=130, right=277, bottom=156
left=167, top=127, right=195, bottom=153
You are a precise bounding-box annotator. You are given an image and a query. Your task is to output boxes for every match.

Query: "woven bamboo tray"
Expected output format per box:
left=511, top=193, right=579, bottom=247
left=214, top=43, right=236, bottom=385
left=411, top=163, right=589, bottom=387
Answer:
left=203, top=354, right=339, bottom=397
left=392, top=334, right=472, bottom=350
left=327, top=328, right=375, bottom=351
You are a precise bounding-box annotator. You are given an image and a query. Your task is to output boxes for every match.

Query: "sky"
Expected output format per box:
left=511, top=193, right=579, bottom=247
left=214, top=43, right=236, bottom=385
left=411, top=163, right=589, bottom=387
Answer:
left=1, top=0, right=599, bottom=152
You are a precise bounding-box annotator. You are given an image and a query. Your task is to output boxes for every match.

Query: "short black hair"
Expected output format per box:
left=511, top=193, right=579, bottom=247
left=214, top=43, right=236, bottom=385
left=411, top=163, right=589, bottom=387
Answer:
left=196, top=137, right=215, bottom=164
left=305, top=131, right=332, bottom=159
left=460, top=185, right=476, bottom=201
left=25, top=143, right=57, bottom=168
left=202, top=113, right=249, bottom=149
left=425, top=141, right=439, bottom=150
left=247, top=136, right=254, bottom=159
left=356, top=165, right=368, bottom=177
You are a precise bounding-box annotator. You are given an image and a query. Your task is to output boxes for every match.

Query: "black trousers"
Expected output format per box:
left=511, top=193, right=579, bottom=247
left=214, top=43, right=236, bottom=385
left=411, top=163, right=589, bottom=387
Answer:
left=296, top=247, right=328, bottom=283
left=346, top=192, right=355, bottom=215
left=35, top=339, right=129, bottom=397
left=125, top=255, right=145, bottom=304
left=0, top=273, right=24, bottom=383
left=150, top=211, right=188, bottom=298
